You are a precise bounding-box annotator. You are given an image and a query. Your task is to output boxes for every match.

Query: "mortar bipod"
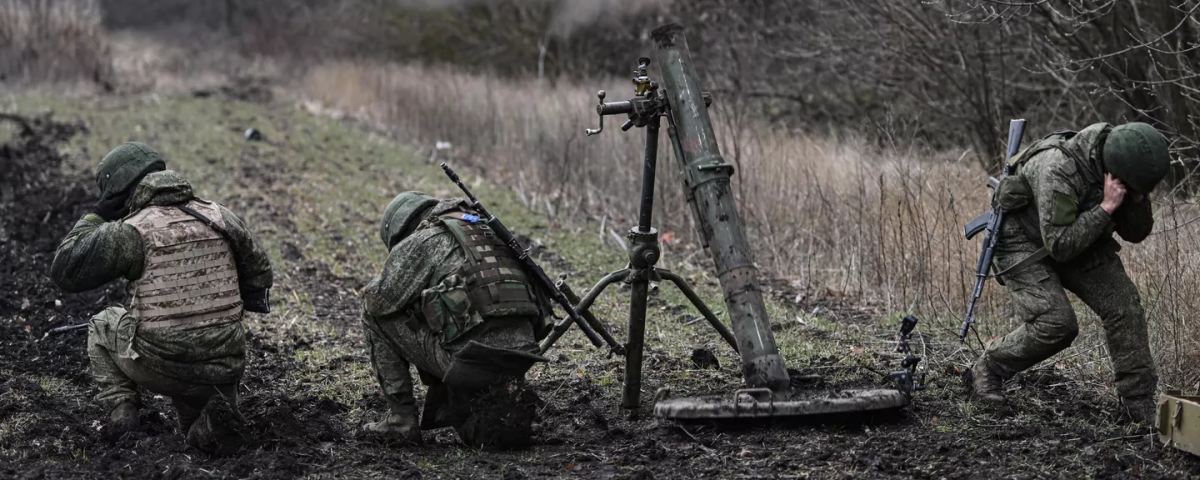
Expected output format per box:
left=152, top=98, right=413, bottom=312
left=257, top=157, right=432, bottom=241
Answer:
left=538, top=56, right=736, bottom=414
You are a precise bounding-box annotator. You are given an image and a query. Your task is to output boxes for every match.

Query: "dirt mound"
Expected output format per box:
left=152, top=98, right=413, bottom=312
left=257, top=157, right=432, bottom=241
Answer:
left=0, top=113, right=112, bottom=474
left=0, top=112, right=104, bottom=346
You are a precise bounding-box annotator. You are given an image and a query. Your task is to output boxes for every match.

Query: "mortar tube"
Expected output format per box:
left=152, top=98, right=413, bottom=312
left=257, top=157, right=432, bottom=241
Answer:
left=651, top=23, right=789, bottom=392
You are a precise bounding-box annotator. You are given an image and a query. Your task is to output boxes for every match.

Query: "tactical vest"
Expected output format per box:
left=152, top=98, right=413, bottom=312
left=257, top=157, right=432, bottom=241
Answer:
left=1008, top=130, right=1098, bottom=182
left=123, top=200, right=243, bottom=330
left=999, top=130, right=1095, bottom=247
left=421, top=212, right=541, bottom=324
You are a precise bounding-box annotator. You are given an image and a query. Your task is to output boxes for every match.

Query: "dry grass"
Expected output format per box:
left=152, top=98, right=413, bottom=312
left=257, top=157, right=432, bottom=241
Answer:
left=2, top=0, right=1195, bottom=395
left=299, top=61, right=1200, bottom=392
left=0, top=0, right=111, bottom=87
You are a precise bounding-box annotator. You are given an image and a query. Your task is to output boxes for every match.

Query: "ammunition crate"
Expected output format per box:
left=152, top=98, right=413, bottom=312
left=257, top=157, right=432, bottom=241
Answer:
left=1158, top=392, right=1200, bottom=457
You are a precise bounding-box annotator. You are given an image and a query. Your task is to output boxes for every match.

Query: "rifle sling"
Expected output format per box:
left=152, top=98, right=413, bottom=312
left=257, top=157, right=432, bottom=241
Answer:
left=177, top=205, right=249, bottom=285
left=992, top=248, right=1049, bottom=280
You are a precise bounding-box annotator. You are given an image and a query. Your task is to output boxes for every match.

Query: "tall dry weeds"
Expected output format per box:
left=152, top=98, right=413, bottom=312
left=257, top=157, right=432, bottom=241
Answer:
left=299, top=62, right=1200, bottom=391
left=0, top=0, right=111, bottom=87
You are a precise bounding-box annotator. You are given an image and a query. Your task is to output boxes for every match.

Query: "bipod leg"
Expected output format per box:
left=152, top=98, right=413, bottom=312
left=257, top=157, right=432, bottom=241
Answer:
left=560, top=277, right=624, bottom=354
left=657, top=269, right=739, bottom=354
left=538, top=270, right=628, bottom=354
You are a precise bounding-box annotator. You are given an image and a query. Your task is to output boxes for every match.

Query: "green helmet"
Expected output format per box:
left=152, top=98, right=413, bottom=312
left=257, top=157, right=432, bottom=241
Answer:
left=380, top=191, right=439, bottom=249
left=1103, top=123, right=1170, bottom=194
left=95, top=142, right=166, bottom=198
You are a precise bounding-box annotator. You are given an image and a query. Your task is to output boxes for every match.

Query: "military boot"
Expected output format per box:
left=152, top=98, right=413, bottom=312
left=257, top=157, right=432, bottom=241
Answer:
left=969, top=356, right=1006, bottom=404
left=362, top=413, right=424, bottom=445
left=107, top=400, right=140, bottom=434
left=186, top=396, right=248, bottom=455
left=1121, top=396, right=1157, bottom=426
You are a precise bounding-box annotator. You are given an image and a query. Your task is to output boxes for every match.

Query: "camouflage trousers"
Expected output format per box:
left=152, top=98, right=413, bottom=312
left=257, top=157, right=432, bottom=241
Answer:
left=981, top=249, right=1158, bottom=400
left=88, top=307, right=240, bottom=430
left=360, top=310, right=538, bottom=418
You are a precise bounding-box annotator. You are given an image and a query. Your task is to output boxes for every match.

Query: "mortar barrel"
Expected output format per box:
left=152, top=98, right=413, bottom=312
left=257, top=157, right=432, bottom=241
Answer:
left=651, top=23, right=789, bottom=392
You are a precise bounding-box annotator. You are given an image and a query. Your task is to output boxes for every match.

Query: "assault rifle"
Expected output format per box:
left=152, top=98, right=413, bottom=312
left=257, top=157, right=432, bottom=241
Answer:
left=39, top=322, right=88, bottom=341
left=959, top=119, right=1027, bottom=341
left=439, top=163, right=604, bottom=348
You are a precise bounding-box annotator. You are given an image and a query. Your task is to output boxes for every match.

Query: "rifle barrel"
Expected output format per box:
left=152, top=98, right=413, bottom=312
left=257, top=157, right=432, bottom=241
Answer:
left=40, top=323, right=88, bottom=341
left=440, top=163, right=491, bottom=219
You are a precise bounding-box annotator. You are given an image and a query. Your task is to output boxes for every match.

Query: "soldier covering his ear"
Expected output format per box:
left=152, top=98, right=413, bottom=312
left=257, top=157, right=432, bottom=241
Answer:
left=51, top=142, right=273, bottom=453
left=970, top=123, right=1169, bottom=424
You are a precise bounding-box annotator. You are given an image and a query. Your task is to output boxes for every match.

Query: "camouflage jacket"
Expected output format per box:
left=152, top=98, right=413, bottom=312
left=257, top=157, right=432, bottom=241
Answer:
left=362, top=199, right=550, bottom=340
left=51, top=170, right=273, bottom=382
left=997, top=123, right=1154, bottom=263
left=364, top=215, right=464, bottom=321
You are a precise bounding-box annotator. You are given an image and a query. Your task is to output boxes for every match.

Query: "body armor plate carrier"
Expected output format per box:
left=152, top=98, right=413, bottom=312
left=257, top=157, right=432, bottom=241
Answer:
left=426, top=212, right=540, bottom=323
left=124, top=200, right=243, bottom=330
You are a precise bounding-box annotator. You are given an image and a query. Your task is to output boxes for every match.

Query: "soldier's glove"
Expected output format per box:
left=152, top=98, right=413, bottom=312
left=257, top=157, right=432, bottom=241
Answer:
left=242, top=288, right=271, bottom=313
left=93, top=190, right=133, bottom=221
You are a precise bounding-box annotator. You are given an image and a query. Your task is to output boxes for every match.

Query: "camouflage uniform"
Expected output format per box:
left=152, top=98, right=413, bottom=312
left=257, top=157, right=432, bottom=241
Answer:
left=978, top=123, right=1159, bottom=408
left=52, top=144, right=272, bottom=451
left=361, top=194, right=549, bottom=449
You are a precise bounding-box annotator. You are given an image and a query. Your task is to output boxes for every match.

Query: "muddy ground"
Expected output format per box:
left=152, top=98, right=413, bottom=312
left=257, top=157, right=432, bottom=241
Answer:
left=2, top=99, right=1200, bottom=479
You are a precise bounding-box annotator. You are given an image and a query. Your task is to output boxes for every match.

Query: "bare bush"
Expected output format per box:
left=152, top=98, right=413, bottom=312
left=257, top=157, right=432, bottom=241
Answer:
left=12, top=0, right=1195, bottom=395
left=0, top=0, right=112, bottom=87
left=298, top=61, right=1200, bottom=390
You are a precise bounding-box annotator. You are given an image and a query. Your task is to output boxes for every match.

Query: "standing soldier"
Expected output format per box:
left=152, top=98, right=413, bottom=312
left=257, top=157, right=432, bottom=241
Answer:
left=51, top=142, right=273, bottom=453
left=360, top=192, right=550, bottom=449
left=970, top=123, right=1169, bottom=423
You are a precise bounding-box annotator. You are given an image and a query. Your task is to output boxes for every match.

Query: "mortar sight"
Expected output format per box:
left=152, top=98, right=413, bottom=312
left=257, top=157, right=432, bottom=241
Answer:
left=900, top=315, right=918, bottom=337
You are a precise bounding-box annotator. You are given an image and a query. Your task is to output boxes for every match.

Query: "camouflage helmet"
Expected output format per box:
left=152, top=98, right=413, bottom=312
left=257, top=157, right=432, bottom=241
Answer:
left=95, top=142, right=166, bottom=198
left=380, top=191, right=439, bottom=249
left=1103, top=123, right=1170, bottom=194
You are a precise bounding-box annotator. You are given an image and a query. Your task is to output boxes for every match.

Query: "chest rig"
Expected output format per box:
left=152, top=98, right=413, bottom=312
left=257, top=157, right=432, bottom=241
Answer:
left=422, top=211, right=541, bottom=323
left=123, top=200, right=243, bottom=330
left=1000, top=130, right=1105, bottom=245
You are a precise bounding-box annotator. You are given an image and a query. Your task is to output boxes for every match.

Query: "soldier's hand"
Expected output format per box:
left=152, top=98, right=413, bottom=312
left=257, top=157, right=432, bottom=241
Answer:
left=1102, top=173, right=1126, bottom=215
left=93, top=189, right=133, bottom=221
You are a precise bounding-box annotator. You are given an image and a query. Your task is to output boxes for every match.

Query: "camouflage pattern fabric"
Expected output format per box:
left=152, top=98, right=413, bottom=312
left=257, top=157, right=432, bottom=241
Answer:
left=52, top=170, right=272, bottom=423
left=88, top=307, right=240, bottom=429
left=361, top=199, right=541, bottom=419
left=983, top=123, right=1158, bottom=401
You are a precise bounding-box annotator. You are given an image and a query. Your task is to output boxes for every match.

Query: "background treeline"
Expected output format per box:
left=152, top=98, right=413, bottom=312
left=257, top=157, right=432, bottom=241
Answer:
left=89, top=0, right=1200, bottom=173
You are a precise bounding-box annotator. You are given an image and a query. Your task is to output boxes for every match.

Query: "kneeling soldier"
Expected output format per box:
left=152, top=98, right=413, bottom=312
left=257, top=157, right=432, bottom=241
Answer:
left=361, top=192, right=550, bottom=449
left=971, top=123, right=1169, bottom=423
left=51, top=143, right=273, bottom=453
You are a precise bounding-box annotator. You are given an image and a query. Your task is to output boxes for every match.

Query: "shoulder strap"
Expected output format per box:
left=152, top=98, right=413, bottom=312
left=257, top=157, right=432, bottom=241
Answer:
left=177, top=204, right=242, bottom=267
left=1014, top=132, right=1099, bottom=184
left=1009, top=132, right=1074, bottom=168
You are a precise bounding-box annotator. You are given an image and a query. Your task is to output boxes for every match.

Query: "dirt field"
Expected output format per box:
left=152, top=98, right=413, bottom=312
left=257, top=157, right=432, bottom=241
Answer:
left=2, top=91, right=1199, bottom=479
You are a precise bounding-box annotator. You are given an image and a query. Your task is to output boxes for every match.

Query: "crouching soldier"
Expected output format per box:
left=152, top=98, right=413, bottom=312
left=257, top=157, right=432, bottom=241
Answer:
left=360, top=191, right=551, bottom=450
left=50, top=142, right=273, bottom=453
left=970, top=123, right=1169, bottom=424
